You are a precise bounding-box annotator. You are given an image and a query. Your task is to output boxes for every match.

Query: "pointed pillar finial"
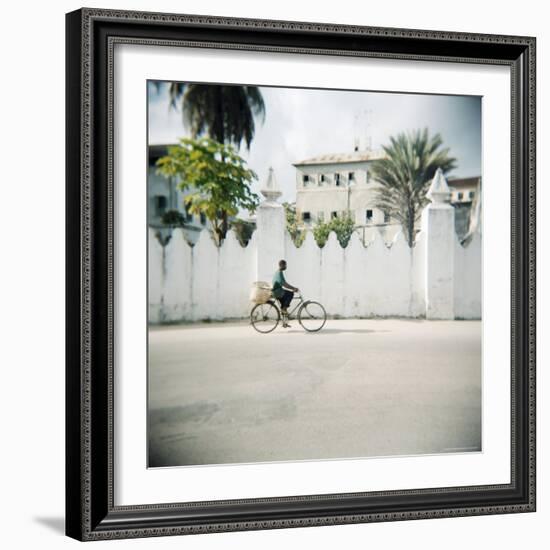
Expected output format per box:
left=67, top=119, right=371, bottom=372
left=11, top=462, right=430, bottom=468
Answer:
left=261, top=167, right=282, bottom=203
left=426, top=168, right=452, bottom=205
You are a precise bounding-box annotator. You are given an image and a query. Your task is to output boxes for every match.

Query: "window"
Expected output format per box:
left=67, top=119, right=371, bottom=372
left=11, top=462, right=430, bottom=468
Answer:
left=348, top=172, right=355, bottom=182
left=317, top=211, right=325, bottom=222
left=458, top=192, right=464, bottom=200
left=154, top=195, right=167, bottom=216
left=320, top=174, right=326, bottom=183
left=335, top=173, right=341, bottom=186
left=469, top=191, right=475, bottom=199
left=302, top=212, right=311, bottom=222
left=331, top=211, right=338, bottom=219
left=200, top=212, right=207, bottom=225
left=302, top=174, right=309, bottom=184
left=366, top=209, right=373, bottom=223
left=383, top=211, right=390, bottom=223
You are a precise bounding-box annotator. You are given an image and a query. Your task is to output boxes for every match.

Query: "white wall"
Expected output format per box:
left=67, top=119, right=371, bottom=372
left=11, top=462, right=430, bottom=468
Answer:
left=2, top=2, right=546, bottom=550
left=454, top=231, right=482, bottom=319
left=149, top=199, right=481, bottom=322
left=286, top=230, right=424, bottom=318
left=158, top=228, right=257, bottom=322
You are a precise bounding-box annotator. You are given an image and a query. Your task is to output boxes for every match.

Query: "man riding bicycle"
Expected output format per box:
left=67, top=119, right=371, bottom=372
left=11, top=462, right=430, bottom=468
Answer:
left=272, top=259, right=299, bottom=328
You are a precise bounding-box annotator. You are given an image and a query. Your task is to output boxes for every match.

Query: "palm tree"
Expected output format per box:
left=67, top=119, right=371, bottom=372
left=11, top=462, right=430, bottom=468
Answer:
left=369, top=128, right=457, bottom=247
left=167, top=82, right=265, bottom=150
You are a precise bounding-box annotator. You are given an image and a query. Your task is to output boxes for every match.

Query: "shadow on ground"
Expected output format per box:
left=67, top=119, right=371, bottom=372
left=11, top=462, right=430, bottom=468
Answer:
left=282, top=328, right=390, bottom=335
left=33, top=517, right=65, bottom=535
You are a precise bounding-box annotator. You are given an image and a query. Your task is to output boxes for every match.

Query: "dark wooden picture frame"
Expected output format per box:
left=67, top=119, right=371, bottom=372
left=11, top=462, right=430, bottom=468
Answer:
left=66, top=7, right=536, bottom=541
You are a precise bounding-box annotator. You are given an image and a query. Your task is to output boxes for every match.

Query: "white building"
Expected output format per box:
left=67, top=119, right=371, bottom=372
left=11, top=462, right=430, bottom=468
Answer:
left=448, top=176, right=480, bottom=204
left=293, top=149, right=481, bottom=244
left=293, top=148, right=402, bottom=242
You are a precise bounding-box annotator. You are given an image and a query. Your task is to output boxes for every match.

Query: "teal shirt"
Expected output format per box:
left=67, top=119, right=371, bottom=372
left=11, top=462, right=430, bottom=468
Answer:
left=272, top=270, right=286, bottom=299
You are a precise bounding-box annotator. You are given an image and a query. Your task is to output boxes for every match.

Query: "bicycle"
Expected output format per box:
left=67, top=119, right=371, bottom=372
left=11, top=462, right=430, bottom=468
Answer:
left=250, top=292, right=327, bottom=334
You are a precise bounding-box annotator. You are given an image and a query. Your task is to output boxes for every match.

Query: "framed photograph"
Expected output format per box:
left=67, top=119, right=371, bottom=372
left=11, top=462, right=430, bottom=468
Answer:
left=65, top=8, right=536, bottom=541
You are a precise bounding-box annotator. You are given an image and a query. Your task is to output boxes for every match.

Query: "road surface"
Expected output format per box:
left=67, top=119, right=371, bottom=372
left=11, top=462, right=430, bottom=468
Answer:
left=148, top=319, right=481, bottom=467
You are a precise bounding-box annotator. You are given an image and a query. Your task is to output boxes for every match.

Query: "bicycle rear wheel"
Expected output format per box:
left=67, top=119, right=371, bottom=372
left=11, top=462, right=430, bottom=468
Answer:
left=298, top=301, right=327, bottom=332
left=250, top=301, right=280, bottom=333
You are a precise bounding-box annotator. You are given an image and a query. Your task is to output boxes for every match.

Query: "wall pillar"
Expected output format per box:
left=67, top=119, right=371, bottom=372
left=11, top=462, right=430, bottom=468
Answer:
left=255, top=167, right=285, bottom=282
left=422, top=168, right=455, bottom=320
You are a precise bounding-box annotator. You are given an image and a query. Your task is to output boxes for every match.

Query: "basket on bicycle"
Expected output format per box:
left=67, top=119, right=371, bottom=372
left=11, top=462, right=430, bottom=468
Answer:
left=249, top=281, right=273, bottom=304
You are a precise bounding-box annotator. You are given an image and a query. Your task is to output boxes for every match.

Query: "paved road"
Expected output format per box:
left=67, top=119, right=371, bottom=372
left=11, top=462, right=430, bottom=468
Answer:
left=148, top=319, right=481, bottom=467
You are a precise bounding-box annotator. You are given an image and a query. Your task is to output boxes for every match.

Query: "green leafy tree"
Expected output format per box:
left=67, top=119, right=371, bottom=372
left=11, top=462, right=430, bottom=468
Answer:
left=312, top=221, right=331, bottom=248
left=160, top=209, right=186, bottom=227
left=156, top=138, right=259, bottom=245
left=166, top=83, right=265, bottom=150
left=313, top=214, right=356, bottom=248
left=369, top=128, right=457, bottom=247
left=230, top=218, right=256, bottom=246
left=283, top=202, right=305, bottom=247
left=332, top=215, right=356, bottom=248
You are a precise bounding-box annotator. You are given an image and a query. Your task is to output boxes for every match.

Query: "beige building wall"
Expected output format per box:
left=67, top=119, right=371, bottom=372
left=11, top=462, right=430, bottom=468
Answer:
left=448, top=177, right=480, bottom=204
left=294, top=157, right=401, bottom=240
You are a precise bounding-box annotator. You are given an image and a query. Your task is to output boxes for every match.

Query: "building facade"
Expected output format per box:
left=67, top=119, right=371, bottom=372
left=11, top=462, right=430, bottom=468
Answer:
left=294, top=149, right=481, bottom=244
left=448, top=176, right=480, bottom=204
left=293, top=149, right=401, bottom=242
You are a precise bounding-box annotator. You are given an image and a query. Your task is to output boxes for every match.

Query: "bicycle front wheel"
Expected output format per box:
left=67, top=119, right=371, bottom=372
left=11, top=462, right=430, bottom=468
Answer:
left=250, top=301, right=280, bottom=333
left=298, top=301, right=327, bottom=332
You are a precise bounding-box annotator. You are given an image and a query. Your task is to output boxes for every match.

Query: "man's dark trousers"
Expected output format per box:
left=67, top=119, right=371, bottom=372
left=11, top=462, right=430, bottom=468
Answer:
left=279, top=290, right=294, bottom=309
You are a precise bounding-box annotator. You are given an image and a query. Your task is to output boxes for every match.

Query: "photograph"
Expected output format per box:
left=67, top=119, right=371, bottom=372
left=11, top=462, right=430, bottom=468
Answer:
left=146, top=81, right=483, bottom=468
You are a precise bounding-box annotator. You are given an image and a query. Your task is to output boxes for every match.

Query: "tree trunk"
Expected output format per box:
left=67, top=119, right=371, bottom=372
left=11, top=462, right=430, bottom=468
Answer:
left=212, top=220, right=223, bottom=247
left=220, top=210, right=229, bottom=241
left=407, top=205, right=415, bottom=248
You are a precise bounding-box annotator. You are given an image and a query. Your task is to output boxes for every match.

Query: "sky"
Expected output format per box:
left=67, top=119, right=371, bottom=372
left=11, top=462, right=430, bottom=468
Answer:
left=148, top=81, right=481, bottom=203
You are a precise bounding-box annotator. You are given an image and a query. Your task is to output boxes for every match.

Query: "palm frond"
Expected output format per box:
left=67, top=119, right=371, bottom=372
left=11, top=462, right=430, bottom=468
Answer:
left=175, top=84, right=265, bottom=150
left=369, top=128, right=457, bottom=246
left=167, top=82, right=185, bottom=109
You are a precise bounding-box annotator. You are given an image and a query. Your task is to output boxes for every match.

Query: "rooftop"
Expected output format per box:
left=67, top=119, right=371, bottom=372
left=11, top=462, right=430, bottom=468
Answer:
left=293, top=149, right=385, bottom=167
left=448, top=176, right=481, bottom=188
